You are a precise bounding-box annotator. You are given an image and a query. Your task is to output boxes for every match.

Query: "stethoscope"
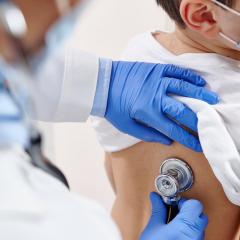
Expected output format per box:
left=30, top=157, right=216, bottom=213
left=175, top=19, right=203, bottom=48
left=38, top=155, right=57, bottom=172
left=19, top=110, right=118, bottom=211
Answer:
left=155, top=158, right=194, bottom=222
left=0, top=0, right=70, bottom=188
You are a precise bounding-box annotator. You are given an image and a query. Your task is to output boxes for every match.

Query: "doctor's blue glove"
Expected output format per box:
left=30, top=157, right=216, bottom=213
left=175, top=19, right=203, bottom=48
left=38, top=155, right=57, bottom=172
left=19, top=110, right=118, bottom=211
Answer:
left=104, top=62, right=218, bottom=152
left=140, top=192, right=208, bottom=240
left=0, top=80, right=28, bottom=148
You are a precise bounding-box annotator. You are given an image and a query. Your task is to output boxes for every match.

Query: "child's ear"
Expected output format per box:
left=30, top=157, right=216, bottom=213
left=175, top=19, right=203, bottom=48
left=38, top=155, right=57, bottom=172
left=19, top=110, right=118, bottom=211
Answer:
left=180, top=0, right=220, bottom=38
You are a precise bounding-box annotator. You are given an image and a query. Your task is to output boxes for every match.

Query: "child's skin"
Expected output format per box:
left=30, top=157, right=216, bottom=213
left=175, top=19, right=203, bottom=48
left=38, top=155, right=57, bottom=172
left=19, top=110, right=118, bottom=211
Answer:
left=105, top=1, right=240, bottom=240
left=169, top=0, right=240, bottom=60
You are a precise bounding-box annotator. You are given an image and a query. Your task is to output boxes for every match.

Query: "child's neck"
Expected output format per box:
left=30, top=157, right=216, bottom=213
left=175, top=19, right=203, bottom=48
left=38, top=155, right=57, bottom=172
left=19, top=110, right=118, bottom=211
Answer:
left=154, top=28, right=240, bottom=61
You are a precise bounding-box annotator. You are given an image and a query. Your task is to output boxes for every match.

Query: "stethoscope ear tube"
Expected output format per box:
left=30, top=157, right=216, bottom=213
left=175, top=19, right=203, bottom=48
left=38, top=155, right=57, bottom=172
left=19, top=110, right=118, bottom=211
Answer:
left=167, top=204, right=179, bottom=223
left=27, top=132, right=70, bottom=189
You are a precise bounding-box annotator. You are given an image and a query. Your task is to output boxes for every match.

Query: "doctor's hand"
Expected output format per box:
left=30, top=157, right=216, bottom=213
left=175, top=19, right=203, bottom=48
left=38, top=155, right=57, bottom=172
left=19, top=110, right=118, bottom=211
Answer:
left=140, top=192, right=208, bottom=240
left=105, top=62, right=218, bottom=152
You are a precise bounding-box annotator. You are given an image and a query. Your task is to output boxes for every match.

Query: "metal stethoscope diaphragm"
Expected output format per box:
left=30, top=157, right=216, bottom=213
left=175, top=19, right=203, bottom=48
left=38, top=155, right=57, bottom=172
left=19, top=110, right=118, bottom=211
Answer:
left=155, top=158, right=194, bottom=205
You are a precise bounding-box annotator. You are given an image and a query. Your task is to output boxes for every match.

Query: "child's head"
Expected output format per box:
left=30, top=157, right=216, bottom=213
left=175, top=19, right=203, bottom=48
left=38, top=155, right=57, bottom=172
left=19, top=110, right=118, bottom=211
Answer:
left=156, top=0, right=240, bottom=56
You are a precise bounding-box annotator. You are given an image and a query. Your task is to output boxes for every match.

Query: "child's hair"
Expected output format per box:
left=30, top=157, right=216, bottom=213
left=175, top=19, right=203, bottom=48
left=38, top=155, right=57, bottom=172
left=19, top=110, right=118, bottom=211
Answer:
left=156, top=0, right=234, bottom=27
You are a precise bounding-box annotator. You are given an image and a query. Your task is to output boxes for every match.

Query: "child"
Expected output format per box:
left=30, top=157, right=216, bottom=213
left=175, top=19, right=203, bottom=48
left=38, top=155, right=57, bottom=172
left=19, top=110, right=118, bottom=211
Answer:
left=91, top=0, right=240, bottom=239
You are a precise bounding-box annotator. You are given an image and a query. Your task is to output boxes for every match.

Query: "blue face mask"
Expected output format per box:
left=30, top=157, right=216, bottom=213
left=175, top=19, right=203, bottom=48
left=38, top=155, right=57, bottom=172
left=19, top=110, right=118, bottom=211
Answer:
left=0, top=0, right=88, bottom=117
left=212, top=0, right=240, bottom=49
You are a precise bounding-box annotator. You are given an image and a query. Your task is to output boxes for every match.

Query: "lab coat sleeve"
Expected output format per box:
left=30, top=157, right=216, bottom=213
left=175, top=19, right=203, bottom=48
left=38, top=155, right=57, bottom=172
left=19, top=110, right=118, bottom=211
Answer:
left=91, top=58, right=112, bottom=117
left=33, top=47, right=112, bottom=122
left=54, top=49, right=99, bottom=122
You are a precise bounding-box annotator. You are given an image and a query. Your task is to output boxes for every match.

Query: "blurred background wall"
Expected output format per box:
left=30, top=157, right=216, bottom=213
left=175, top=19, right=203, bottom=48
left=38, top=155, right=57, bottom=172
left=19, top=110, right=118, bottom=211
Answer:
left=39, top=0, right=174, bottom=211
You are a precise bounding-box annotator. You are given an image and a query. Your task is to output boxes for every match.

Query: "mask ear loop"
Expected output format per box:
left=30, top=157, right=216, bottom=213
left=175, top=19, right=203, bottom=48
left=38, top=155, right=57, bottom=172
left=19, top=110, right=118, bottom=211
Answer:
left=211, top=0, right=240, bottom=49
left=211, top=0, right=240, bottom=16
left=219, top=32, right=240, bottom=49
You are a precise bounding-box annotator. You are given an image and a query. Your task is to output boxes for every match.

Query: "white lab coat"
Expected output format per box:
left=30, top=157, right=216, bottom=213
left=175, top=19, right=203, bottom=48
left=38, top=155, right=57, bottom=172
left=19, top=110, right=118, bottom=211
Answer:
left=0, top=49, right=123, bottom=239
left=33, top=48, right=100, bottom=122
left=0, top=146, right=122, bottom=240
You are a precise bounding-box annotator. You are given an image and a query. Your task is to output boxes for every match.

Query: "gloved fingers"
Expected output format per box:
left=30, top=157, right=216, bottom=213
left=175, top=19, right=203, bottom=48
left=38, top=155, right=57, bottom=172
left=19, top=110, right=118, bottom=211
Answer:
left=199, top=214, right=209, bottom=230
left=163, top=118, right=202, bottom=152
left=177, top=198, right=187, bottom=209
left=166, top=78, right=219, bottom=104
left=133, top=104, right=201, bottom=151
left=178, top=199, right=205, bottom=220
left=148, top=192, right=167, bottom=226
left=139, top=193, right=167, bottom=240
left=163, top=65, right=206, bottom=86
left=130, top=120, right=173, bottom=145
left=162, top=97, right=198, bottom=132
left=198, top=232, right=206, bottom=240
left=175, top=199, right=208, bottom=238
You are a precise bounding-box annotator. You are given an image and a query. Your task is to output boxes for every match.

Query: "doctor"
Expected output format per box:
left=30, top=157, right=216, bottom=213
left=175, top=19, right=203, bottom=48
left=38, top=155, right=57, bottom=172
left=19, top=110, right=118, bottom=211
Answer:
left=0, top=0, right=210, bottom=239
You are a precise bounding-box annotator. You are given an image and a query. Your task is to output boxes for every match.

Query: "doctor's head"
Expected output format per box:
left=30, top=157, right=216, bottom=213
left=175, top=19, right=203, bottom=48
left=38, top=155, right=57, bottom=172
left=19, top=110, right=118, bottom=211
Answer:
left=0, top=0, right=80, bottom=62
left=156, top=0, right=240, bottom=59
left=0, top=0, right=83, bottom=119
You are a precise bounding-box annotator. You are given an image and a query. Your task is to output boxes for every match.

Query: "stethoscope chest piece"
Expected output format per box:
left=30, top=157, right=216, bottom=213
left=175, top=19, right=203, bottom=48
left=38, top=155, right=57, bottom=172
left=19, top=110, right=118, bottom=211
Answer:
left=155, top=158, right=194, bottom=205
